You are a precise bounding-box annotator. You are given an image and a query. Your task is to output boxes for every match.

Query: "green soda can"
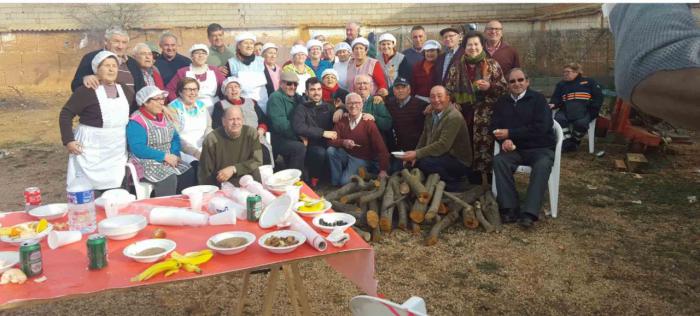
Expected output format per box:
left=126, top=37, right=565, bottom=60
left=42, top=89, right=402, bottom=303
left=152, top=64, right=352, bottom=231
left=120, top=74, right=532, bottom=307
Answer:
left=246, top=194, right=263, bottom=221
left=19, top=240, right=42, bottom=277
left=87, top=234, right=108, bottom=270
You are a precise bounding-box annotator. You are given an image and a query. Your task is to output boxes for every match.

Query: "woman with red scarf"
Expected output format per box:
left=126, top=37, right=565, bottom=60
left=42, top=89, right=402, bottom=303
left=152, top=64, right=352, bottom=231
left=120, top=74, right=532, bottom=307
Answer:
left=320, top=69, right=340, bottom=103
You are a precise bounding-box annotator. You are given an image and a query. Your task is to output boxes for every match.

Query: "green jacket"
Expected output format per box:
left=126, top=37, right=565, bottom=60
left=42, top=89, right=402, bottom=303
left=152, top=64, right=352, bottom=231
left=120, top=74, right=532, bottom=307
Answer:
left=416, top=105, right=472, bottom=167
left=267, top=88, right=302, bottom=141
left=363, top=97, right=392, bottom=134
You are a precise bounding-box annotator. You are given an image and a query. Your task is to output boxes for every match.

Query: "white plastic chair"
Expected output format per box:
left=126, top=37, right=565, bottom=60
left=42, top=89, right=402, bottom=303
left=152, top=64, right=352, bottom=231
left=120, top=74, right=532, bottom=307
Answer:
left=350, top=295, right=428, bottom=316
left=126, top=162, right=153, bottom=200
left=587, top=118, right=596, bottom=154
left=491, top=120, right=564, bottom=218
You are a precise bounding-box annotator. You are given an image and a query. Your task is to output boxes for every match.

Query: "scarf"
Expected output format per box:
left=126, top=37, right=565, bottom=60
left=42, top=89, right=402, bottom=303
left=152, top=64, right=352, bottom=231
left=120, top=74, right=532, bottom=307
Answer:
left=445, top=51, right=489, bottom=105
left=238, top=51, right=255, bottom=66
left=322, top=84, right=339, bottom=103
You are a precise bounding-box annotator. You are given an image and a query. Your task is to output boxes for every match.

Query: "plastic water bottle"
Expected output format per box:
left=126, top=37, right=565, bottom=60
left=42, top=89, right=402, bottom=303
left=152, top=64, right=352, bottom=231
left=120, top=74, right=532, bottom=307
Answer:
left=67, top=176, right=97, bottom=234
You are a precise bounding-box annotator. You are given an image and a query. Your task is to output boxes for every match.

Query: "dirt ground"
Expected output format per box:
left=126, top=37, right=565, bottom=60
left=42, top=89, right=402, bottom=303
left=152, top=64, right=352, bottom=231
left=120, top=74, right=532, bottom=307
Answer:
left=0, top=86, right=698, bottom=315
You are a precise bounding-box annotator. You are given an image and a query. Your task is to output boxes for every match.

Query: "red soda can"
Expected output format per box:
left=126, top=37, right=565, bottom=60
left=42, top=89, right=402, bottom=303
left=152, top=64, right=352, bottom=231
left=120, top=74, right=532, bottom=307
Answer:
left=24, top=187, right=42, bottom=211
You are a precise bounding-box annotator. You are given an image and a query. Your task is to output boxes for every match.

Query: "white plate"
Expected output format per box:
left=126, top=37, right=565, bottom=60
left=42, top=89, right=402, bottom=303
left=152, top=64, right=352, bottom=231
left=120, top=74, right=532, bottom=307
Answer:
left=182, top=185, right=219, bottom=196
left=27, top=203, right=68, bottom=220
left=293, top=200, right=331, bottom=217
left=97, top=215, right=147, bottom=240
left=266, top=169, right=302, bottom=187
left=391, top=151, right=406, bottom=158
left=123, top=238, right=177, bottom=263
left=0, top=251, right=20, bottom=273
left=312, top=213, right=356, bottom=233
left=258, top=195, right=293, bottom=229
left=207, top=231, right=256, bottom=255
left=0, top=222, right=54, bottom=245
left=95, top=194, right=136, bottom=208
left=258, top=230, right=306, bottom=254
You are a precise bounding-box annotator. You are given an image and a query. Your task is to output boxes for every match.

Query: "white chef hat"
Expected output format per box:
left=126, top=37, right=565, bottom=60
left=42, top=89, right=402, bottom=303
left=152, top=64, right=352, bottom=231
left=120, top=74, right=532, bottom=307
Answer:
left=306, top=39, right=323, bottom=50
left=188, top=44, right=209, bottom=56
left=91, top=50, right=118, bottom=73
left=221, top=76, right=241, bottom=94
left=261, top=43, right=278, bottom=54
left=351, top=37, right=369, bottom=49
left=334, top=42, right=351, bottom=53
left=135, top=86, right=168, bottom=106
left=321, top=69, right=339, bottom=80
left=290, top=44, right=308, bottom=56
left=422, top=40, right=442, bottom=51
left=378, top=33, right=397, bottom=45
left=235, top=32, right=256, bottom=46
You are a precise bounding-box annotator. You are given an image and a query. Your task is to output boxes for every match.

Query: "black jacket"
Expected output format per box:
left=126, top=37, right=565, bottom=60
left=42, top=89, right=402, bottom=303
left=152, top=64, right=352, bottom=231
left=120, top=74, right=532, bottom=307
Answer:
left=292, top=99, right=335, bottom=147
left=550, top=74, right=603, bottom=121
left=491, top=89, right=556, bottom=150
left=70, top=49, right=146, bottom=95
left=431, top=47, right=464, bottom=87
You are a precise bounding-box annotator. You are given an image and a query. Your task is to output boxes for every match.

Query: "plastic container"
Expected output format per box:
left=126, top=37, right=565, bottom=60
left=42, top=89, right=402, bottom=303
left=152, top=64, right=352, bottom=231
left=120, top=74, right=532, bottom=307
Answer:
left=66, top=176, right=97, bottom=234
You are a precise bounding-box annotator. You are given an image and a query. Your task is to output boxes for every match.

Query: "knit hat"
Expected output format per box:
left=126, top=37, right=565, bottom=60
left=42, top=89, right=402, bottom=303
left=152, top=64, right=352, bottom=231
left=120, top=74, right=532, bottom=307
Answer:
left=261, top=43, right=278, bottom=54
left=280, top=71, right=299, bottom=83
left=235, top=32, right=256, bottom=46
left=306, top=39, right=323, bottom=50
left=378, top=33, right=397, bottom=45
left=221, top=77, right=241, bottom=94
left=136, top=86, right=168, bottom=106
left=91, top=50, right=118, bottom=73
left=290, top=44, right=308, bottom=56
left=334, top=42, right=351, bottom=53
left=188, top=44, right=209, bottom=56
left=422, top=40, right=442, bottom=51
left=351, top=37, right=369, bottom=49
left=321, top=69, right=339, bottom=80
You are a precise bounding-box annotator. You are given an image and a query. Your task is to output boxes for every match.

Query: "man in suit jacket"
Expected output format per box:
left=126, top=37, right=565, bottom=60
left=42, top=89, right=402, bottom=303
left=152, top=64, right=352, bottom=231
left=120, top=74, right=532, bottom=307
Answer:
left=431, top=27, right=464, bottom=87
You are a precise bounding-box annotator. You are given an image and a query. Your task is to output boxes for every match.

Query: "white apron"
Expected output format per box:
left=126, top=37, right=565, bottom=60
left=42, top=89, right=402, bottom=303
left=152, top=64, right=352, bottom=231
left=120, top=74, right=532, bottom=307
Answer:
left=177, top=103, right=209, bottom=164
left=67, top=85, right=129, bottom=190
left=186, top=67, right=219, bottom=115
left=238, top=70, right=269, bottom=113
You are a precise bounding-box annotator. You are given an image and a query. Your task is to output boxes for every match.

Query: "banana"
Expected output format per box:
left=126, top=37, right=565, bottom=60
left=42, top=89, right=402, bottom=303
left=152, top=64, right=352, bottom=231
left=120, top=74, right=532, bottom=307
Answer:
left=131, top=249, right=214, bottom=282
left=164, top=267, right=180, bottom=277
left=182, top=263, right=202, bottom=274
left=171, top=250, right=213, bottom=265
left=130, top=259, right=180, bottom=282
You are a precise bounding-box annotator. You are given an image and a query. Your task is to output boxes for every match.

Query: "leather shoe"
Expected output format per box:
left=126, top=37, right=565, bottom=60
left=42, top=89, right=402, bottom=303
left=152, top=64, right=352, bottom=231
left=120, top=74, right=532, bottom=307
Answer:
left=499, top=208, right=519, bottom=224
left=517, top=214, right=535, bottom=229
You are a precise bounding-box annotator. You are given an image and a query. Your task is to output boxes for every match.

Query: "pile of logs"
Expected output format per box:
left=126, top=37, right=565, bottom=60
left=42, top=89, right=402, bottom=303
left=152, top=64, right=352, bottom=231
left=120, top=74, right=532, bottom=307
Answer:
left=324, top=168, right=502, bottom=246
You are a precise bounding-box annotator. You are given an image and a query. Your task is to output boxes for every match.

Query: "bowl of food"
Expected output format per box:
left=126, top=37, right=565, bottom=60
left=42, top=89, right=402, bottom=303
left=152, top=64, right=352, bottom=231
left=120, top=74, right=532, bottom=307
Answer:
left=27, top=203, right=68, bottom=220
left=312, top=213, right=356, bottom=233
left=258, top=230, right=306, bottom=254
left=265, top=169, right=302, bottom=188
left=207, top=231, right=256, bottom=255
left=123, top=238, right=176, bottom=263
left=293, top=199, right=331, bottom=217
left=97, top=214, right=148, bottom=240
left=0, top=251, right=20, bottom=273
left=0, top=220, right=53, bottom=245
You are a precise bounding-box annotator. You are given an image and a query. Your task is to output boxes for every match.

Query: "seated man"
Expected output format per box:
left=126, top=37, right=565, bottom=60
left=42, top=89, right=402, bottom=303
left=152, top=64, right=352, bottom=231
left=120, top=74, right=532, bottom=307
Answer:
left=385, top=77, right=428, bottom=172
left=267, top=71, right=307, bottom=173
left=327, top=93, right=389, bottom=186
left=400, top=86, right=473, bottom=192
left=491, top=68, right=556, bottom=228
left=292, top=77, right=337, bottom=185
left=198, top=106, right=263, bottom=185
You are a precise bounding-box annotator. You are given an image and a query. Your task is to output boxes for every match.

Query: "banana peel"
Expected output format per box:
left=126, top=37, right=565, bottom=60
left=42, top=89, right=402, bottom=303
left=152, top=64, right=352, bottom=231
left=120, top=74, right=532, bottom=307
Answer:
left=131, top=249, right=213, bottom=282
left=35, top=219, right=48, bottom=233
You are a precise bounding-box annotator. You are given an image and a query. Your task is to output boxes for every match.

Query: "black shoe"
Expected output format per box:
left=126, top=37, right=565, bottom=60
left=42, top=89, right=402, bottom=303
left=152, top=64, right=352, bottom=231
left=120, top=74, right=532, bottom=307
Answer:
left=499, top=208, right=519, bottom=224
left=562, top=139, right=578, bottom=152
left=517, top=214, right=535, bottom=229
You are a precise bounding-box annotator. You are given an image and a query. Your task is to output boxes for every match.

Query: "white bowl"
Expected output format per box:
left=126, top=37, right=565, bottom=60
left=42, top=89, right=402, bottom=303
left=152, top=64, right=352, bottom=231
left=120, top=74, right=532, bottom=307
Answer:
left=294, top=200, right=331, bottom=217
left=258, top=195, right=293, bottom=229
left=266, top=169, right=302, bottom=187
left=101, top=188, right=131, bottom=200
left=182, top=185, right=219, bottom=196
left=97, top=215, right=147, bottom=240
left=312, top=213, right=356, bottom=233
left=28, top=203, right=68, bottom=220
left=95, top=194, right=136, bottom=209
left=267, top=185, right=295, bottom=195
left=0, top=251, right=20, bottom=273
left=207, top=231, right=256, bottom=255
left=123, top=238, right=176, bottom=263
left=0, top=222, right=54, bottom=245
left=258, top=230, right=306, bottom=254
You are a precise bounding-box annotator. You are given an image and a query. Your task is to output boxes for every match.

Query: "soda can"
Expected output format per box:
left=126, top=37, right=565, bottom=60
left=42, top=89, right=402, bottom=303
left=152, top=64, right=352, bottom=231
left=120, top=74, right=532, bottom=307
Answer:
left=19, top=240, right=43, bottom=277
left=24, top=187, right=41, bottom=211
left=246, top=194, right=262, bottom=222
left=87, top=234, right=108, bottom=270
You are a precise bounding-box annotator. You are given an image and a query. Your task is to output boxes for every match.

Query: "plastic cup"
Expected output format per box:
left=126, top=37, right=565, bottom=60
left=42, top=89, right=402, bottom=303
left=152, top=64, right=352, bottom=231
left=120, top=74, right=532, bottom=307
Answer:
left=48, top=230, right=83, bottom=250
left=104, top=198, right=120, bottom=218
left=285, top=184, right=302, bottom=203
left=259, top=165, right=274, bottom=186
left=186, top=191, right=203, bottom=212
left=209, top=210, right=237, bottom=225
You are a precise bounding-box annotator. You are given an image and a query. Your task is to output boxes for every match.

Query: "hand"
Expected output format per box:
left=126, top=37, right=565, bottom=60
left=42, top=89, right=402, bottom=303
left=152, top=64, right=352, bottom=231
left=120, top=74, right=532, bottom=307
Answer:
left=549, top=103, right=556, bottom=109
left=342, top=139, right=356, bottom=150
left=376, top=88, right=389, bottom=97
left=82, top=75, right=100, bottom=90
left=162, top=107, right=177, bottom=122
left=502, top=139, right=516, bottom=152
left=163, top=154, right=179, bottom=167
left=66, top=141, right=82, bottom=155
left=300, top=136, right=309, bottom=146
left=423, top=104, right=433, bottom=115
left=378, top=170, right=388, bottom=178
left=475, top=79, right=490, bottom=91
left=372, top=95, right=384, bottom=104
left=216, top=166, right=236, bottom=183
left=193, top=150, right=202, bottom=160
left=361, top=113, right=375, bottom=121
left=493, top=128, right=509, bottom=140
left=322, top=131, right=337, bottom=140
left=332, top=109, right=344, bottom=123
left=218, top=66, right=230, bottom=77
left=400, top=150, right=417, bottom=162
left=257, top=127, right=266, bottom=138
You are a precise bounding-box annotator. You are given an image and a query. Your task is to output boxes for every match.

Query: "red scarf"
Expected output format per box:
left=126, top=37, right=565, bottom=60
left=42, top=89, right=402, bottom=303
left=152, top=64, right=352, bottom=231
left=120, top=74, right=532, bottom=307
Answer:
left=139, top=107, right=164, bottom=122
left=322, top=84, right=339, bottom=103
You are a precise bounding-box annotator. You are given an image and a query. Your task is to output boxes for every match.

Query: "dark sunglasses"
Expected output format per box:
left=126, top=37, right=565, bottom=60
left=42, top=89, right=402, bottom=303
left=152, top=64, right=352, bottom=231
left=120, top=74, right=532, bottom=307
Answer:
left=285, top=81, right=299, bottom=87
left=508, top=78, right=526, bottom=84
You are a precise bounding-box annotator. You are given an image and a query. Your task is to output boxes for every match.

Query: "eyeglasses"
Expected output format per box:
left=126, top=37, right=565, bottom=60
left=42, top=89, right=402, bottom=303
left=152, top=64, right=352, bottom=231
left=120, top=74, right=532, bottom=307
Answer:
left=182, top=87, right=199, bottom=92
left=149, top=97, right=166, bottom=102
left=508, top=78, right=526, bottom=84
left=285, top=82, right=299, bottom=87
left=485, top=27, right=503, bottom=32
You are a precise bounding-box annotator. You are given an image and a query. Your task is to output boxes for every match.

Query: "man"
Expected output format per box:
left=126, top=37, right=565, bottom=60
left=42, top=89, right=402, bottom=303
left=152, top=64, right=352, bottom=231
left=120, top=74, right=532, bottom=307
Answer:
left=385, top=77, right=428, bottom=153
left=322, top=42, right=337, bottom=63
left=132, top=43, right=165, bottom=89
left=484, top=20, right=521, bottom=76
left=327, top=93, right=389, bottom=186
left=352, top=75, right=393, bottom=141
left=491, top=68, right=555, bottom=229
left=71, top=27, right=144, bottom=94
left=401, top=25, right=426, bottom=71
left=332, top=42, right=352, bottom=89
left=400, top=86, right=472, bottom=192
left=344, top=21, right=377, bottom=58
left=292, top=78, right=337, bottom=185
left=198, top=106, right=263, bottom=185
left=205, top=23, right=235, bottom=74
left=155, top=32, right=191, bottom=87
left=432, top=27, right=464, bottom=86
left=267, top=71, right=307, bottom=174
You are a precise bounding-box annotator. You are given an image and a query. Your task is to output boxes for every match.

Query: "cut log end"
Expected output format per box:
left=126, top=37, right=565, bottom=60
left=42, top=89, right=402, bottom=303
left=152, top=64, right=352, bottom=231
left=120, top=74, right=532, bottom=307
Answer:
left=411, top=224, right=421, bottom=235
left=366, top=210, right=379, bottom=229
left=409, top=210, right=425, bottom=223
left=425, top=236, right=438, bottom=246
left=379, top=218, right=392, bottom=233
left=438, top=203, right=449, bottom=215
left=417, top=192, right=431, bottom=204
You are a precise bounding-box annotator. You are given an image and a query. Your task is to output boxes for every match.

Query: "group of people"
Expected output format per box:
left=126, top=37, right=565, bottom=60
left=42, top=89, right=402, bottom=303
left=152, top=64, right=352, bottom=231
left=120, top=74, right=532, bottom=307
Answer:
left=60, top=19, right=605, bottom=229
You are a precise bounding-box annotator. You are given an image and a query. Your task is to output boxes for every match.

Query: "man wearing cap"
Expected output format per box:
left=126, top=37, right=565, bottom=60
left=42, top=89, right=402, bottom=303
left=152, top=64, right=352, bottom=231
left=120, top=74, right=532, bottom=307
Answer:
left=484, top=20, right=521, bottom=76
left=411, top=40, right=442, bottom=101
left=305, top=39, right=333, bottom=78
left=322, top=42, right=337, bottom=63
left=199, top=106, right=263, bottom=185
left=225, top=32, right=270, bottom=113
left=347, top=37, right=388, bottom=97
left=262, top=43, right=281, bottom=99
left=71, top=27, right=144, bottom=96
left=267, top=71, right=307, bottom=173
left=332, top=42, right=352, bottom=89
left=402, top=25, right=427, bottom=71
left=165, top=44, right=225, bottom=115
left=205, top=23, right=235, bottom=73
left=432, top=27, right=464, bottom=86
left=155, top=32, right=191, bottom=87
left=385, top=77, right=428, bottom=153
left=127, top=86, right=194, bottom=196
left=378, top=33, right=411, bottom=88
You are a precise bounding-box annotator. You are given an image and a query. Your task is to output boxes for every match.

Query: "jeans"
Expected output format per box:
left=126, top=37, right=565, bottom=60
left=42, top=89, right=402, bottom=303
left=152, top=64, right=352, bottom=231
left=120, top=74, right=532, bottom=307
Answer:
left=326, top=147, right=379, bottom=186
left=305, top=145, right=328, bottom=180
left=415, top=154, right=472, bottom=192
left=272, top=137, right=306, bottom=173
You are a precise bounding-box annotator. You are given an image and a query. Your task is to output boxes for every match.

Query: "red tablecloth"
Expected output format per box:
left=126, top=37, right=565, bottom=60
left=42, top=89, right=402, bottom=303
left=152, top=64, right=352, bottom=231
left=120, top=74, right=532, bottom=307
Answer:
left=0, top=186, right=377, bottom=308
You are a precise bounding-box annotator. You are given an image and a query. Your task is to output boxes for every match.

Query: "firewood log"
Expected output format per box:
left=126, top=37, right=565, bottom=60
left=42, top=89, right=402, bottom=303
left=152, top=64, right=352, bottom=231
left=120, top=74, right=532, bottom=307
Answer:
left=359, top=177, right=387, bottom=204
left=398, top=181, right=410, bottom=195
left=401, top=169, right=429, bottom=203
left=426, top=210, right=460, bottom=246
left=474, top=201, right=495, bottom=233
left=409, top=173, right=440, bottom=223
left=330, top=200, right=363, bottom=220
left=380, top=176, right=399, bottom=232
left=367, top=199, right=380, bottom=229
left=479, top=193, right=502, bottom=231
left=410, top=168, right=425, bottom=182
left=357, top=167, right=377, bottom=181
left=410, top=221, right=421, bottom=235
left=324, top=182, right=358, bottom=201
left=340, top=189, right=374, bottom=204
left=437, top=202, right=449, bottom=215
left=443, top=191, right=479, bottom=228
left=352, top=226, right=371, bottom=242
left=425, top=181, right=446, bottom=222
left=396, top=199, right=409, bottom=230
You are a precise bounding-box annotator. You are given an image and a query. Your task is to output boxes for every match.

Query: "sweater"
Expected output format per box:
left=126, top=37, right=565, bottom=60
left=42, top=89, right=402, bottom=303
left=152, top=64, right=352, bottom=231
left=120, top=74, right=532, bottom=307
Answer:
left=165, top=65, right=225, bottom=103
left=401, top=47, right=424, bottom=72
left=485, top=41, right=520, bottom=76
left=292, top=100, right=335, bottom=147
left=410, top=59, right=435, bottom=98
left=71, top=49, right=145, bottom=94
left=155, top=53, right=192, bottom=87
left=415, top=105, right=472, bottom=167
left=385, top=96, right=428, bottom=151
left=490, top=89, right=555, bottom=150
left=267, top=88, right=304, bottom=142
left=362, top=97, right=392, bottom=134
left=305, top=59, right=333, bottom=78
left=198, top=126, right=263, bottom=185
left=329, top=117, right=390, bottom=172
left=126, top=109, right=181, bottom=162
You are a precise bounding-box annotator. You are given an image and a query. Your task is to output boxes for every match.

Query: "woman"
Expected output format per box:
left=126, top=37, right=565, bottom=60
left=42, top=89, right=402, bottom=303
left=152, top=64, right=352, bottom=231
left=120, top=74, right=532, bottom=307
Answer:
left=133, top=43, right=165, bottom=89
left=445, top=31, right=507, bottom=184
left=165, top=77, right=212, bottom=180
left=321, top=69, right=340, bottom=103
left=262, top=43, right=281, bottom=102
left=346, top=37, right=388, bottom=97
left=305, top=39, right=333, bottom=78
left=377, top=33, right=411, bottom=88
left=127, top=86, right=193, bottom=196
left=166, top=44, right=225, bottom=115
left=59, top=51, right=134, bottom=192
left=282, top=45, right=316, bottom=95
left=226, top=33, right=270, bottom=113
left=212, top=77, right=272, bottom=165
left=411, top=40, right=441, bottom=102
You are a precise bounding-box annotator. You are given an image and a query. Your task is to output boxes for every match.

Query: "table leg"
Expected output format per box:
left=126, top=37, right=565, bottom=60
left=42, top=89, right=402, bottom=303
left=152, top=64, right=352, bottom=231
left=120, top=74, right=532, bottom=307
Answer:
left=291, top=263, right=312, bottom=316
left=283, top=264, right=302, bottom=316
left=261, top=266, right=281, bottom=316
left=234, top=271, right=251, bottom=316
